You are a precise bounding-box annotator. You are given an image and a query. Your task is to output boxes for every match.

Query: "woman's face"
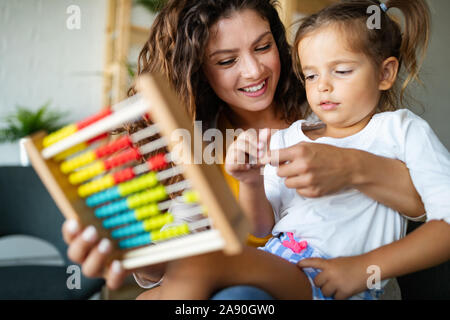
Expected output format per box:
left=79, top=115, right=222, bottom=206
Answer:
left=203, top=9, right=281, bottom=117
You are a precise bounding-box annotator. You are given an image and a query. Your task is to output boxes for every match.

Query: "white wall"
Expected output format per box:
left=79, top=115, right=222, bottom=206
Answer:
left=0, top=0, right=107, bottom=165
left=415, top=0, right=450, bottom=149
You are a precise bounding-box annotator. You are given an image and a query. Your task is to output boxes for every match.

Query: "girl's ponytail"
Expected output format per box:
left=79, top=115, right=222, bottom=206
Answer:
left=385, top=0, right=431, bottom=94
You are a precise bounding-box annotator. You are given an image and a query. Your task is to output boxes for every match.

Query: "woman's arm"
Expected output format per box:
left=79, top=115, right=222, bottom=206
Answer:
left=364, top=220, right=450, bottom=279
left=348, top=148, right=425, bottom=218
left=272, top=142, right=425, bottom=217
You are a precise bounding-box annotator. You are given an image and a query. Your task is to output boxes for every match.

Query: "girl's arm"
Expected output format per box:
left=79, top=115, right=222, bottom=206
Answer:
left=225, top=129, right=275, bottom=237
left=272, top=142, right=425, bottom=218
left=239, top=182, right=275, bottom=238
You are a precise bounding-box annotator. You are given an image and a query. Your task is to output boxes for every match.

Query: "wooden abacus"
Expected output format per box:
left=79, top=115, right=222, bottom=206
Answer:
left=24, top=74, right=248, bottom=270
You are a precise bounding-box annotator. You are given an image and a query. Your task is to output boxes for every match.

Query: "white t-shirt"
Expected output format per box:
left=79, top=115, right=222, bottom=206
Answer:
left=264, top=109, right=450, bottom=259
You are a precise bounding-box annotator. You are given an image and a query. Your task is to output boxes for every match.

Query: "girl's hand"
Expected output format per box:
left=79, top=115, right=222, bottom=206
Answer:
left=225, top=129, right=271, bottom=186
left=62, top=219, right=162, bottom=290
left=297, top=255, right=372, bottom=300
left=265, top=142, right=354, bottom=197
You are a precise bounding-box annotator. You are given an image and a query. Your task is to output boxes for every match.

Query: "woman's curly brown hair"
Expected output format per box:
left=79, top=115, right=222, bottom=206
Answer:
left=129, top=0, right=307, bottom=126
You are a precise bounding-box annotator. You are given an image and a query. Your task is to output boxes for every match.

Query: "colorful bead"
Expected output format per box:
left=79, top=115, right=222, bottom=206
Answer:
left=68, top=161, right=106, bottom=185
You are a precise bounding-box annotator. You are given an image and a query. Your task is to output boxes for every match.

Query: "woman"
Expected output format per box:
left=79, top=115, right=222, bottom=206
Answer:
left=62, top=0, right=432, bottom=298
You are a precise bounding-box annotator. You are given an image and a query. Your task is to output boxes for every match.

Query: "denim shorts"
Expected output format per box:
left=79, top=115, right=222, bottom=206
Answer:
left=259, top=233, right=384, bottom=300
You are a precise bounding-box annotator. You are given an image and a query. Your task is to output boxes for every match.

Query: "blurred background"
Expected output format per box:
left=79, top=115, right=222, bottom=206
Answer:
left=0, top=0, right=449, bottom=300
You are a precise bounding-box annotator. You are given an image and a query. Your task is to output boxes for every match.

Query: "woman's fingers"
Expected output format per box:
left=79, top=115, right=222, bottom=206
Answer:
left=62, top=219, right=81, bottom=244
left=67, top=225, right=99, bottom=264
left=82, top=238, right=113, bottom=278
left=105, top=260, right=128, bottom=290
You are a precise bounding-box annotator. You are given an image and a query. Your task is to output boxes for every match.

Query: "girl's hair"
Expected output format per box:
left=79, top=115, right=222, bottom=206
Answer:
left=130, top=0, right=306, bottom=126
left=292, top=0, right=431, bottom=112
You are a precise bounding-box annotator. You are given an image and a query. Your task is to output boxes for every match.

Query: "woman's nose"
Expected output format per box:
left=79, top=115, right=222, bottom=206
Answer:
left=240, top=54, right=264, bottom=79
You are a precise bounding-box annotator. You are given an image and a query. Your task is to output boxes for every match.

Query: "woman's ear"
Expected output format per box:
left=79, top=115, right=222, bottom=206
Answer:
left=378, top=57, right=399, bottom=91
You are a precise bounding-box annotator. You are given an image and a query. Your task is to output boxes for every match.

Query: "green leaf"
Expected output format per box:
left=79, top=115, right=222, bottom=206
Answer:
left=134, top=0, right=167, bottom=13
left=0, top=102, right=69, bottom=142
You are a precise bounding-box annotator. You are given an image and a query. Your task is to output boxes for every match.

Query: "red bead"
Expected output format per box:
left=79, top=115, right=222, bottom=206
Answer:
left=113, top=167, right=135, bottom=184
left=104, top=148, right=141, bottom=170
left=76, top=109, right=112, bottom=130
left=95, top=136, right=132, bottom=158
left=147, top=154, right=168, bottom=171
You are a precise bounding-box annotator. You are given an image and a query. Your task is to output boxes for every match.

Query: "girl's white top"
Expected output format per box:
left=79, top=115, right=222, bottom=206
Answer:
left=265, top=109, right=450, bottom=259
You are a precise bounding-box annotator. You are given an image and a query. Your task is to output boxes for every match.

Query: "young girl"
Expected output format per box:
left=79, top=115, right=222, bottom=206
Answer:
left=155, top=0, right=450, bottom=300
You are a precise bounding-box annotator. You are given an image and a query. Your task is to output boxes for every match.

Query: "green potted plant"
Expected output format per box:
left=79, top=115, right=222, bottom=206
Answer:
left=135, top=0, right=167, bottom=13
left=0, top=102, right=67, bottom=166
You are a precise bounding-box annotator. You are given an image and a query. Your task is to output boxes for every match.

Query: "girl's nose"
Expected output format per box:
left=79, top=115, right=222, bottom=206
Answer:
left=241, top=54, right=264, bottom=79
left=318, top=76, right=332, bottom=92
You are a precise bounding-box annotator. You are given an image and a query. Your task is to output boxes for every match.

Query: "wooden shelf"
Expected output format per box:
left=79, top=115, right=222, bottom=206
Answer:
left=102, top=0, right=150, bottom=107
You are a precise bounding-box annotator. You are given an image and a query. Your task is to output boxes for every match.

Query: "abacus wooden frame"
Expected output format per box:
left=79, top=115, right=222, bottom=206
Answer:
left=24, top=74, right=248, bottom=270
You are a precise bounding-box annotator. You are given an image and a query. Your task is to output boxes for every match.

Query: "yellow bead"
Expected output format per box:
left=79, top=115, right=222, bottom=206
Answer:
left=183, top=190, right=200, bottom=204
left=118, top=172, right=158, bottom=197
left=53, top=142, right=88, bottom=162
left=69, top=161, right=105, bottom=185
left=78, top=175, right=115, bottom=197
left=143, top=213, right=174, bottom=232
left=61, top=151, right=97, bottom=174
left=135, top=204, right=161, bottom=220
left=127, top=185, right=167, bottom=209
left=151, top=224, right=189, bottom=241
left=43, top=124, right=77, bottom=147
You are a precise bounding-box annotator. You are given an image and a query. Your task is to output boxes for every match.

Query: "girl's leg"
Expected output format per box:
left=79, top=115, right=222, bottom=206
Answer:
left=159, top=246, right=312, bottom=300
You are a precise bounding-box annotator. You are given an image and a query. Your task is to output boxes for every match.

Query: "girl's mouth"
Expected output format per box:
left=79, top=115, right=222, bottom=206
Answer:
left=239, top=79, right=268, bottom=97
left=320, top=101, right=340, bottom=111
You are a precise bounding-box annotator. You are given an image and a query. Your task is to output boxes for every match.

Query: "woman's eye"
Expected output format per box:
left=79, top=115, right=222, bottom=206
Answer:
left=256, top=43, right=272, bottom=52
left=217, top=59, right=236, bottom=66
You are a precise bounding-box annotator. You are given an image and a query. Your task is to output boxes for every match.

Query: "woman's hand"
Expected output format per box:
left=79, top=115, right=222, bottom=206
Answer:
left=264, top=141, right=424, bottom=216
left=265, top=142, right=354, bottom=198
left=225, top=129, right=271, bottom=186
left=297, top=255, right=372, bottom=300
left=62, top=219, right=164, bottom=290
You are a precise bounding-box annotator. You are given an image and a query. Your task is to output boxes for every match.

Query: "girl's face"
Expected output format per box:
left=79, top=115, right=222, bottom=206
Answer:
left=298, top=26, right=382, bottom=137
left=203, top=9, right=281, bottom=118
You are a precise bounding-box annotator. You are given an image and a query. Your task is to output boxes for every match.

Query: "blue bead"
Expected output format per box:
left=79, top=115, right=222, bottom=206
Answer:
left=86, top=187, right=120, bottom=207
left=95, top=199, right=128, bottom=218
left=119, top=233, right=151, bottom=249
left=103, top=211, right=136, bottom=229
left=111, top=222, right=145, bottom=239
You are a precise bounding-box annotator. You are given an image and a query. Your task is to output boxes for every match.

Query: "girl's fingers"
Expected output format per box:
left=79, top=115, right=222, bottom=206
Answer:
left=67, top=225, right=99, bottom=264
left=82, top=238, right=113, bottom=278
left=62, top=219, right=81, bottom=244
left=320, top=282, right=337, bottom=299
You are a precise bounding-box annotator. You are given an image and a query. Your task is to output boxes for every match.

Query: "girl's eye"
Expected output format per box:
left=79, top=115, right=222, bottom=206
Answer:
left=304, top=74, right=317, bottom=81
left=217, top=59, right=236, bottom=66
left=335, top=70, right=353, bottom=75
left=255, top=43, right=272, bottom=52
